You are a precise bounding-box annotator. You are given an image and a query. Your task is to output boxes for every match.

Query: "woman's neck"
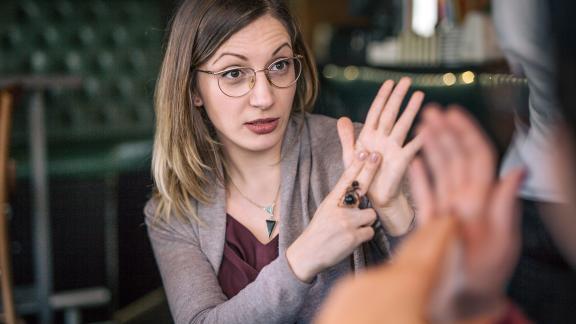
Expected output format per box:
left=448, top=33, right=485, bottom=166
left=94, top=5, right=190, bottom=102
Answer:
left=223, top=142, right=282, bottom=200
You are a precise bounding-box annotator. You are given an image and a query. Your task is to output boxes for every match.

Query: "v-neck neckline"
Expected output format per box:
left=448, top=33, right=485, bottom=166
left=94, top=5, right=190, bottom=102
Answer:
left=226, top=213, right=279, bottom=246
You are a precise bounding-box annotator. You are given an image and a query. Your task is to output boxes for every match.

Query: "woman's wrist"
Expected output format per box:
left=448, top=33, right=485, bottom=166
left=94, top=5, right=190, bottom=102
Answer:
left=286, top=243, right=317, bottom=283
left=375, top=194, right=414, bottom=236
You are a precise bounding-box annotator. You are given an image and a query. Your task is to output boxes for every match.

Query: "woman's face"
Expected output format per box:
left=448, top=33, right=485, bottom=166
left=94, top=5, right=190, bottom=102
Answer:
left=195, top=14, right=297, bottom=155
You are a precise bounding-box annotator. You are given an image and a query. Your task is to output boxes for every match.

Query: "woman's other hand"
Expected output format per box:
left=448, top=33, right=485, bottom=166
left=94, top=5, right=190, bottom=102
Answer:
left=286, top=150, right=382, bottom=282
left=315, top=210, right=459, bottom=324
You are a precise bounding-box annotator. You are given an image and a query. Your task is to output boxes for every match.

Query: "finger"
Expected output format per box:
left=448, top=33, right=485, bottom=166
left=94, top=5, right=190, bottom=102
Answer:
left=421, top=107, right=451, bottom=212
left=354, top=152, right=381, bottom=196
left=355, top=225, right=376, bottom=244
left=390, top=90, right=425, bottom=143
left=378, top=77, right=412, bottom=135
left=329, top=150, right=369, bottom=201
left=435, top=122, right=467, bottom=195
left=446, top=107, right=496, bottom=191
left=489, top=168, right=526, bottom=237
left=350, top=209, right=378, bottom=227
left=337, top=117, right=356, bottom=167
left=364, top=80, right=395, bottom=130
left=409, top=157, right=435, bottom=226
left=401, top=132, right=424, bottom=161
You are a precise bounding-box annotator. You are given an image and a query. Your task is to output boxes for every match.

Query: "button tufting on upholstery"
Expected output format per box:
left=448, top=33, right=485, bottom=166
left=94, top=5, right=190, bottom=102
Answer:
left=3, top=0, right=161, bottom=167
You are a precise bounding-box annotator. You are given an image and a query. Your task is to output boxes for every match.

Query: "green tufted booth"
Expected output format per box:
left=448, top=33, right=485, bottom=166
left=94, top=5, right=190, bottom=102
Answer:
left=0, top=0, right=162, bottom=179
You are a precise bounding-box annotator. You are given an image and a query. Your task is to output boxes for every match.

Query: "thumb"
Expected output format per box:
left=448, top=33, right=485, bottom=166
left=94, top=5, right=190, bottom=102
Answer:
left=393, top=216, right=461, bottom=312
left=337, top=117, right=355, bottom=167
left=394, top=216, right=458, bottom=275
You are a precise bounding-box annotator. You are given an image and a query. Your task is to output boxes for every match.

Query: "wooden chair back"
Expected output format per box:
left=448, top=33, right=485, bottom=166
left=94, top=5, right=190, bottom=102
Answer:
left=0, top=88, right=18, bottom=324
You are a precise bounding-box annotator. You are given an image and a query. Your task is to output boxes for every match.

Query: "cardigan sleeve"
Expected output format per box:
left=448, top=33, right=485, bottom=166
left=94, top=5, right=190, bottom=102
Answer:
left=144, top=200, right=314, bottom=324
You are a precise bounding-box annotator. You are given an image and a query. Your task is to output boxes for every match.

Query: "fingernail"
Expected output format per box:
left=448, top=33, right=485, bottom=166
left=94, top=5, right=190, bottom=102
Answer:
left=357, top=151, right=368, bottom=161
left=370, top=152, right=380, bottom=162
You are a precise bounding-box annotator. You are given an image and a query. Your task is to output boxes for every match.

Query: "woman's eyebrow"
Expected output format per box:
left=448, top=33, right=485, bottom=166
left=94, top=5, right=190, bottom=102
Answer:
left=213, top=53, right=248, bottom=64
left=272, top=42, right=292, bottom=55
left=213, top=42, right=292, bottom=65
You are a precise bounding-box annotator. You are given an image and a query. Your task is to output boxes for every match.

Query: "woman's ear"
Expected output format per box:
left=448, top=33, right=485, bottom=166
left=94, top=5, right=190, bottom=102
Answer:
left=193, top=94, right=204, bottom=107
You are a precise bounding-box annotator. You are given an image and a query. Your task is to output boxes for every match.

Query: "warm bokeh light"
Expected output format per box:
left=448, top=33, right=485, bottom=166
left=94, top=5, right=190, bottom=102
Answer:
left=461, top=71, right=475, bottom=84
left=343, top=66, right=360, bottom=80
left=442, top=73, right=456, bottom=86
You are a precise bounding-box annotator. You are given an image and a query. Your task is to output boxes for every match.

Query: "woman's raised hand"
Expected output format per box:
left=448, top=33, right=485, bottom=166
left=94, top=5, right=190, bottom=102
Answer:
left=286, top=150, right=382, bottom=282
left=337, top=77, right=424, bottom=234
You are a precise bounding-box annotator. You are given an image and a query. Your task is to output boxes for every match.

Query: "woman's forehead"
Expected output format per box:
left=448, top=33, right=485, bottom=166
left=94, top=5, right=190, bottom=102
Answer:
left=209, top=15, right=292, bottom=64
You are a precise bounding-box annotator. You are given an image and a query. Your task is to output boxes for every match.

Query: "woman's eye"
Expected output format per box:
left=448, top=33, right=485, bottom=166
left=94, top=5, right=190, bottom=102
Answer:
left=222, top=69, right=243, bottom=79
left=271, top=60, right=290, bottom=71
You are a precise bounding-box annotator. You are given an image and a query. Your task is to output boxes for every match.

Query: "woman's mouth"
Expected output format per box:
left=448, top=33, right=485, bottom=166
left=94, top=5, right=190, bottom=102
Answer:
left=244, top=118, right=280, bottom=135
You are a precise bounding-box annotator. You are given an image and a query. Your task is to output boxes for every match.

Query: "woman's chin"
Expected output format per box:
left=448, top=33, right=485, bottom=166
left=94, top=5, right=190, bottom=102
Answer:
left=242, top=135, right=284, bottom=153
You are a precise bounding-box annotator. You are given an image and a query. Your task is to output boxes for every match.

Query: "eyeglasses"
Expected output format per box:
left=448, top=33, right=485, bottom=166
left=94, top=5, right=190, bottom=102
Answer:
left=196, top=55, right=303, bottom=97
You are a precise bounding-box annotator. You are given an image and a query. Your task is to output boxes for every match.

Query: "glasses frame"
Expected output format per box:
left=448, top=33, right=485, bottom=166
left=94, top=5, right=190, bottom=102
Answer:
left=196, top=54, right=304, bottom=98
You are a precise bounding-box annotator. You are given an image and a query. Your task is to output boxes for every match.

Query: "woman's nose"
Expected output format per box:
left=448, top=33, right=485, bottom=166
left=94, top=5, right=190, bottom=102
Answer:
left=248, top=71, right=274, bottom=109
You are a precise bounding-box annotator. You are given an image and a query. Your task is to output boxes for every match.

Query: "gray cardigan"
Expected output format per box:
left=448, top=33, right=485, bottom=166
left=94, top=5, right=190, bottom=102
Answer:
left=145, top=114, right=386, bottom=324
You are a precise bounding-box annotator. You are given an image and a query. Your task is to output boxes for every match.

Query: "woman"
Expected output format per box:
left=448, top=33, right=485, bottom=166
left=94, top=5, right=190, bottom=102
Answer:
left=145, top=0, right=423, bottom=323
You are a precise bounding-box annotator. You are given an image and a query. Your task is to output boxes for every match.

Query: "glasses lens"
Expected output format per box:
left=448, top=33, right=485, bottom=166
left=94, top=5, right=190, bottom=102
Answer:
left=268, top=57, right=302, bottom=88
left=218, top=68, right=255, bottom=97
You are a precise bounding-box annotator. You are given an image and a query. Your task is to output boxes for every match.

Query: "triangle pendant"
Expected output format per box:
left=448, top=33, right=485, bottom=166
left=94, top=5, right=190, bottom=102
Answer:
left=266, top=219, right=277, bottom=238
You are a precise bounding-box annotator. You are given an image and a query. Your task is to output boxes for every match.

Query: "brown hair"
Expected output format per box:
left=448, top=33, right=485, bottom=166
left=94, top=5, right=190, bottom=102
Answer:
left=152, top=0, right=318, bottom=222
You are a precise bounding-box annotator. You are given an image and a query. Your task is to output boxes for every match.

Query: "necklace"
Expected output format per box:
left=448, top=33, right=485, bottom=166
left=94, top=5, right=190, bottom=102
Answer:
left=229, top=177, right=280, bottom=238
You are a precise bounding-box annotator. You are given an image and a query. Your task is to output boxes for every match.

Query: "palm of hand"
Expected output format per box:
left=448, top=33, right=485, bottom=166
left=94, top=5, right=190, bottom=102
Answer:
left=355, top=131, right=413, bottom=207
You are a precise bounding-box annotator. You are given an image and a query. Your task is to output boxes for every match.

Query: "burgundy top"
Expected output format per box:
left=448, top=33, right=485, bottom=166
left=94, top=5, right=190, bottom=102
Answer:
left=218, top=214, right=279, bottom=298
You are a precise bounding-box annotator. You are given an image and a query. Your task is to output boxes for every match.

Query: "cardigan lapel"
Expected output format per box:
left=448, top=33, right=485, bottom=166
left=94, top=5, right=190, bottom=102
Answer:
left=278, top=115, right=311, bottom=251
left=197, top=182, right=227, bottom=273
